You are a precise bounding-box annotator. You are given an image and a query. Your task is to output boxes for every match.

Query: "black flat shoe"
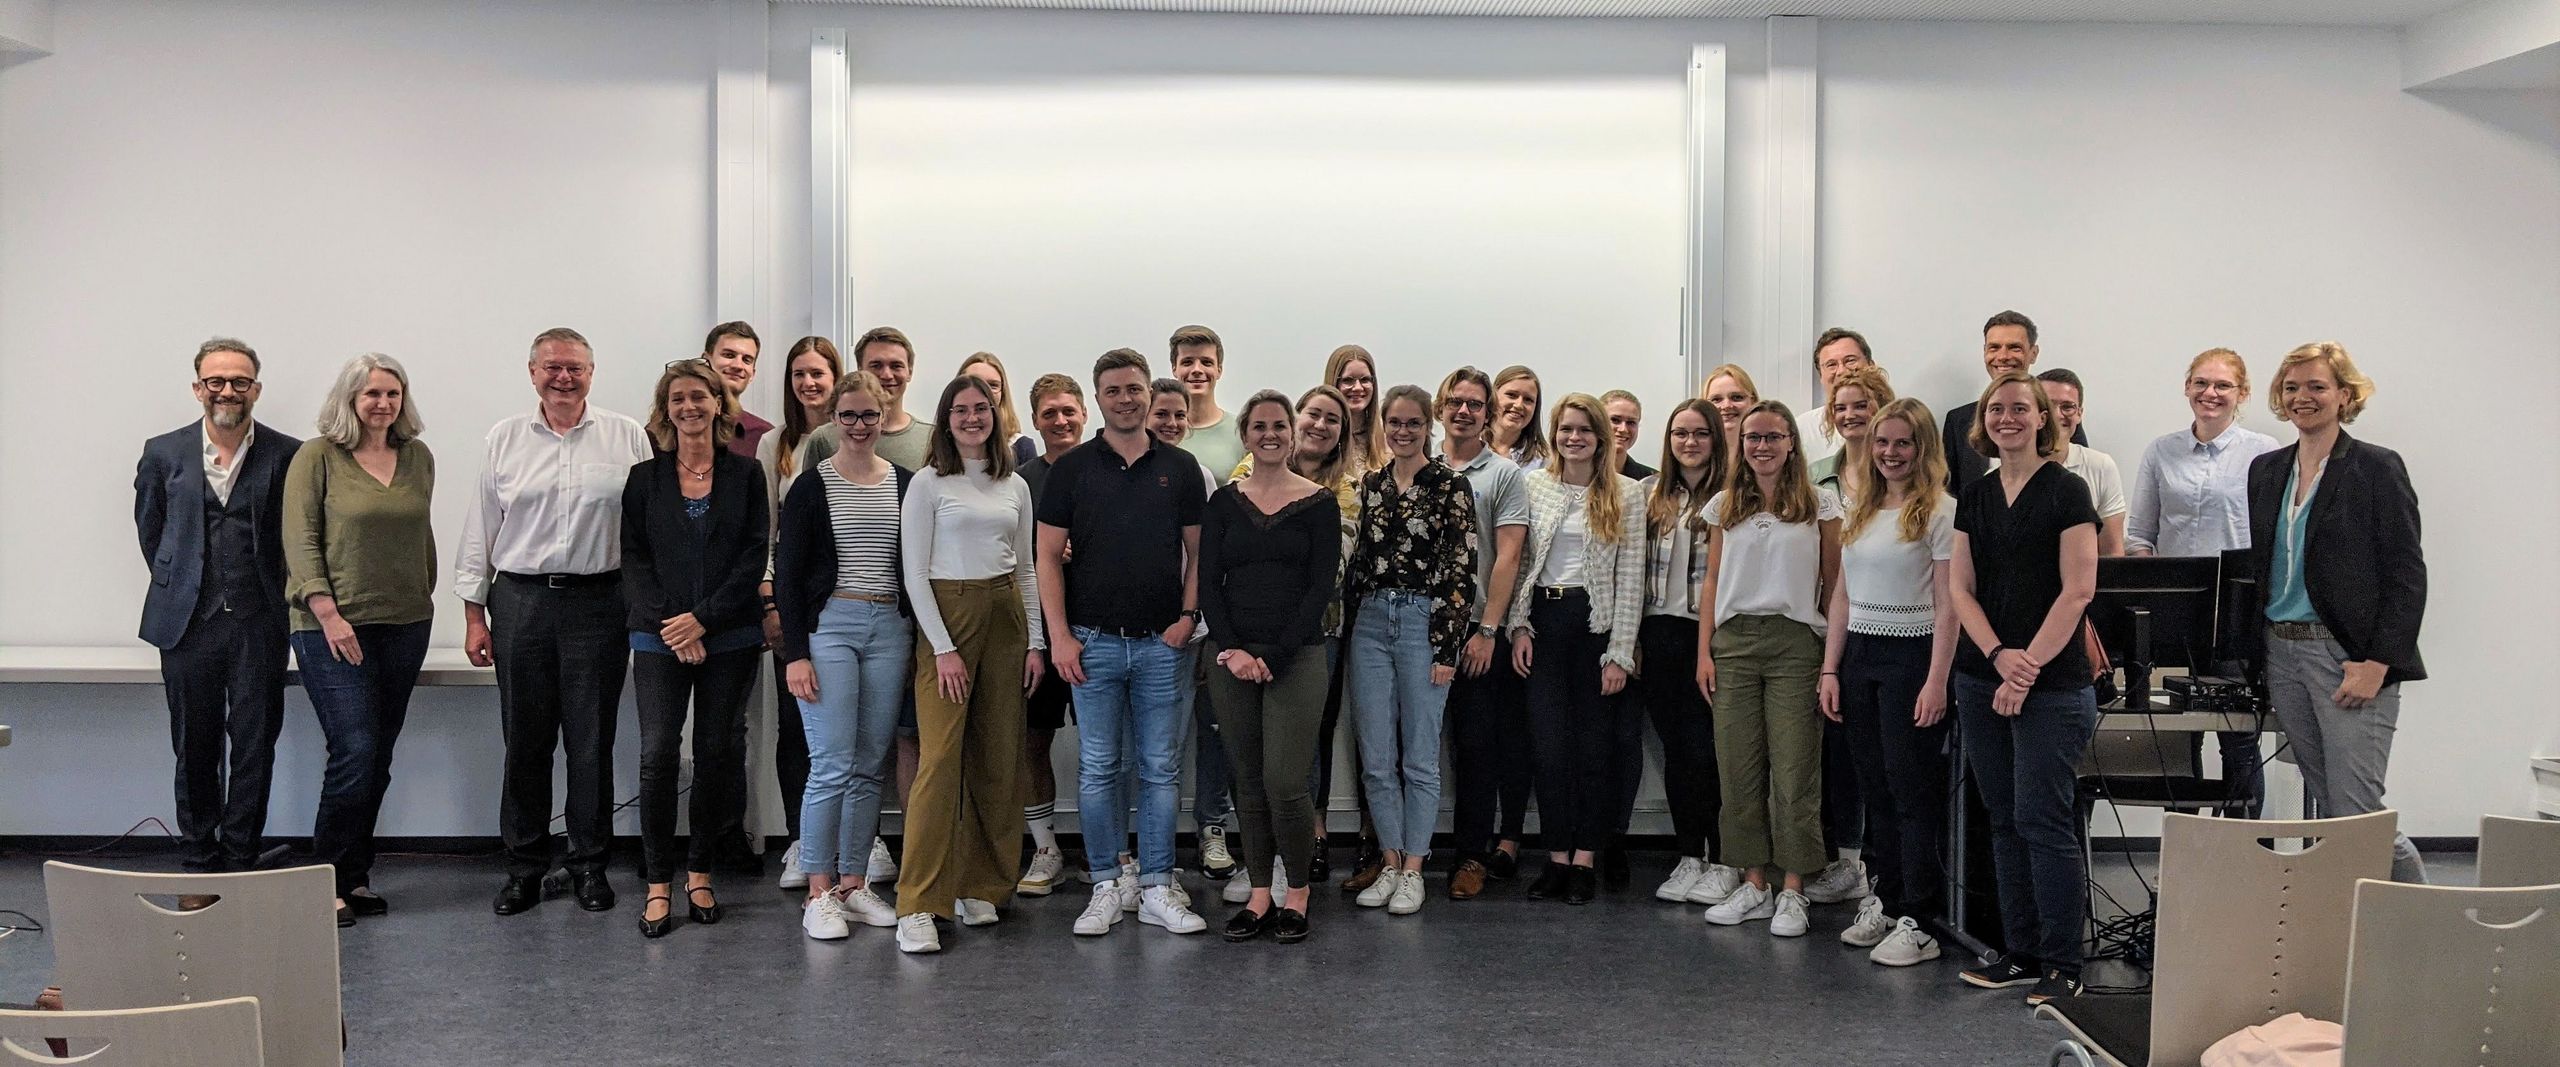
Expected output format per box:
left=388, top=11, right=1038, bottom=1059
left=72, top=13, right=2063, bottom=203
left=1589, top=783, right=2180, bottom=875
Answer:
left=344, top=890, right=389, bottom=917
left=492, top=875, right=542, bottom=916
left=1485, top=848, right=1520, bottom=881
left=1268, top=907, right=1310, bottom=944
left=1601, top=843, right=1631, bottom=890
left=687, top=885, right=722, bottom=925
left=1526, top=863, right=1571, bottom=901
left=335, top=902, right=355, bottom=928
left=639, top=894, right=675, bottom=939
left=1566, top=864, right=1598, bottom=905
left=1223, top=906, right=1272, bottom=942
left=574, top=870, right=617, bottom=912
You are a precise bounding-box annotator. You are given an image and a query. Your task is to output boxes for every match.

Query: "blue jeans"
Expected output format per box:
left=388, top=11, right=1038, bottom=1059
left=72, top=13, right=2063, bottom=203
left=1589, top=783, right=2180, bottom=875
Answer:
left=1955, top=673, right=2097, bottom=974
left=290, top=620, right=431, bottom=896
left=1071, top=627, right=1186, bottom=885
left=1349, top=591, right=1452, bottom=858
left=796, top=598, right=910, bottom=876
left=1187, top=644, right=1234, bottom=835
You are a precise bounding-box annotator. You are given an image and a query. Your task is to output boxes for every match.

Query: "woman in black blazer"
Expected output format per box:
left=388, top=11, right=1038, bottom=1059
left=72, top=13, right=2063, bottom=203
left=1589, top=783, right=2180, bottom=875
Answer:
left=622, top=360, right=771, bottom=937
left=2244, top=341, right=2427, bottom=883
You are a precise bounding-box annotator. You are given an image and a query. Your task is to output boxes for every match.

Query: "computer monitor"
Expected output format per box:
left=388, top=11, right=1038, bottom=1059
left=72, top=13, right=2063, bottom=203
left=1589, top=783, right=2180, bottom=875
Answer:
left=2091, top=555, right=2220, bottom=710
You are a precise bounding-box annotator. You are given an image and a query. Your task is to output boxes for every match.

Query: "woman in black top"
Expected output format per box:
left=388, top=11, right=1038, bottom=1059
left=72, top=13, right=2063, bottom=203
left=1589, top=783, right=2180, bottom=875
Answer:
left=623, top=360, right=771, bottom=938
left=1945, top=372, right=2098, bottom=1005
left=1201, top=390, right=1342, bottom=943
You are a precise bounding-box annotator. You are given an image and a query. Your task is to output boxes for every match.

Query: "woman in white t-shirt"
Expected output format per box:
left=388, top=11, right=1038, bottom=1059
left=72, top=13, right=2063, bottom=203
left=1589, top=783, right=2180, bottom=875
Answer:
left=1817, top=397, right=1957, bottom=969
left=1695, top=400, right=1840, bottom=938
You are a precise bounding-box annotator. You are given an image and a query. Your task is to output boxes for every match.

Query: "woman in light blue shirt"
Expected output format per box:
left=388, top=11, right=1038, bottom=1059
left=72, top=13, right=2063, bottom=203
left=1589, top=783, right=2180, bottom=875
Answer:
left=2125, top=348, right=2278, bottom=558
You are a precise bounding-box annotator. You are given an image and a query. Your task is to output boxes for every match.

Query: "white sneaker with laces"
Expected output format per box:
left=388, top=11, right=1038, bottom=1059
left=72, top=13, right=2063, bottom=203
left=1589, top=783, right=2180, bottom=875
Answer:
left=955, top=898, right=999, bottom=926
left=897, top=912, right=941, bottom=954
left=1703, top=881, right=1776, bottom=925
left=801, top=893, right=850, bottom=941
left=1803, top=857, right=1866, bottom=904
left=778, top=840, right=808, bottom=890
left=1770, top=889, right=1811, bottom=937
left=1655, top=857, right=1705, bottom=902
left=1842, top=894, right=1893, bottom=947
left=1223, top=870, right=1253, bottom=904
left=1017, top=847, right=1064, bottom=896
left=1200, top=824, right=1236, bottom=878
left=868, top=838, right=900, bottom=883
left=1685, top=863, right=1745, bottom=906
left=1137, top=885, right=1207, bottom=934
left=1356, top=867, right=1400, bottom=908
left=1119, top=858, right=1141, bottom=912
left=1168, top=870, right=1193, bottom=912
left=1075, top=880, right=1127, bottom=936
left=1869, top=916, right=1943, bottom=967
left=839, top=886, right=898, bottom=928
left=1387, top=869, right=1425, bottom=915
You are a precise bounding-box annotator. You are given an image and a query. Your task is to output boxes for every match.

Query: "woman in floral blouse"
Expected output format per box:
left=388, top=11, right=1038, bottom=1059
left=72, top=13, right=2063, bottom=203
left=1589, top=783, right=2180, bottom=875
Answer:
left=1344, top=384, right=1479, bottom=917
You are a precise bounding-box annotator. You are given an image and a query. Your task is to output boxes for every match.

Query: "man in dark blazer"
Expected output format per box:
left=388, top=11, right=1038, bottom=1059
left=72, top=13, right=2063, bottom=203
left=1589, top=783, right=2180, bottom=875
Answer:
left=134, top=338, right=302, bottom=872
left=1942, top=309, right=2086, bottom=495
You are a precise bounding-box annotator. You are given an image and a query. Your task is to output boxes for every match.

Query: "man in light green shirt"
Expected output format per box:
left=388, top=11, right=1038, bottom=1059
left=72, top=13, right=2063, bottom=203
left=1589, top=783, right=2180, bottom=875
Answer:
left=1169, top=324, right=1244, bottom=484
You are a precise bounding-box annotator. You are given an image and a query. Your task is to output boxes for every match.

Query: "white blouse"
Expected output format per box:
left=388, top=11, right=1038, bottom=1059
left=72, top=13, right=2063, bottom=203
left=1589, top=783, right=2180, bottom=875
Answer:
left=1702, top=486, right=1842, bottom=632
left=900, top=459, right=1044, bottom=655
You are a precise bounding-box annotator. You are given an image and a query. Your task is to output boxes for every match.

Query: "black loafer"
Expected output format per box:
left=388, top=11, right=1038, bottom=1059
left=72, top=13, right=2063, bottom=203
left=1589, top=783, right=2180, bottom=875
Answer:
left=1223, top=906, right=1271, bottom=942
left=335, top=902, right=355, bottom=928
left=1268, top=907, right=1310, bottom=944
left=1565, top=864, right=1598, bottom=905
left=573, top=870, right=617, bottom=912
left=1526, top=863, right=1571, bottom=901
left=1485, top=849, right=1520, bottom=881
left=492, top=876, right=542, bottom=916
left=344, top=890, right=389, bottom=918
left=687, top=885, right=722, bottom=925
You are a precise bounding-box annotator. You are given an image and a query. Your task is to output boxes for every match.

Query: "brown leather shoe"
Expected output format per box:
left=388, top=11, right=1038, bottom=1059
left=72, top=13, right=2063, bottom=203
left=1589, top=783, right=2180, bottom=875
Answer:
left=1339, top=855, right=1387, bottom=893
left=1448, top=859, right=1488, bottom=900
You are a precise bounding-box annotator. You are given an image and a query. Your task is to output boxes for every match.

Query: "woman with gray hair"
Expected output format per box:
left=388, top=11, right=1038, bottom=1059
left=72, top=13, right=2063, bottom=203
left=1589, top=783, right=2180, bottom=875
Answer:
left=282, top=352, right=437, bottom=927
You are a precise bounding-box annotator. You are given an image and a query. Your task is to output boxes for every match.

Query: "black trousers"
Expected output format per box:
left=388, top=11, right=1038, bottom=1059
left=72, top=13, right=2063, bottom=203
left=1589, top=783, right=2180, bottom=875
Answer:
left=1524, top=592, right=1633, bottom=856
left=1836, top=632, right=1949, bottom=919
left=1822, top=718, right=1862, bottom=858
left=159, top=606, right=289, bottom=872
left=1638, top=615, right=1722, bottom=860
left=771, top=650, right=811, bottom=839
left=1449, top=633, right=1534, bottom=858
left=633, top=645, right=761, bottom=883
left=491, top=576, right=629, bottom=879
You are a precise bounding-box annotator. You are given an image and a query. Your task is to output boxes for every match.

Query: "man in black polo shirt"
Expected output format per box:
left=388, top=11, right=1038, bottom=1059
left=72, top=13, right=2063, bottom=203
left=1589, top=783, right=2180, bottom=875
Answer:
left=1036, top=348, right=1210, bottom=937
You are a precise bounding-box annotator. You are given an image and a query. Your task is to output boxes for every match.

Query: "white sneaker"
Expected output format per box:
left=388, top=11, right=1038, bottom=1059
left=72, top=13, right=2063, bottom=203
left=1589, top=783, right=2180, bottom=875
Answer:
left=777, top=840, right=808, bottom=890
left=1223, top=870, right=1253, bottom=904
left=1869, top=916, right=1943, bottom=967
left=1703, top=881, right=1776, bottom=925
left=1655, top=857, right=1706, bottom=902
left=838, top=886, right=898, bottom=928
left=1356, top=867, right=1400, bottom=908
left=1075, top=880, right=1127, bottom=936
left=1803, top=857, right=1867, bottom=904
left=1167, top=870, right=1194, bottom=912
left=955, top=898, right=999, bottom=927
left=1685, top=863, right=1745, bottom=906
left=1770, top=890, right=1810, bottom=937
left=800, top=893, right=850, bottom=941
left=1387, top=869, right=1425, bottom=915
left=896, top=912, right=941, bottom=954
left=1842, top=894, right=1893, bottom=947
left=1017, top=847, right=1064, bottom=897
left=1119, top=858, right=1141, bottom=912
left=1137, top=885, right=1207, bottom=934
left=868, top=838, right=900, bottom=883
left=1200, top=824, right=1236, bottom=878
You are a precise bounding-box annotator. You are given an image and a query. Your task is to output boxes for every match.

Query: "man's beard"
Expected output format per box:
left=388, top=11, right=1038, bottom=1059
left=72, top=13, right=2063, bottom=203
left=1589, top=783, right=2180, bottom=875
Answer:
left=208, top=403, right=247, bottom=429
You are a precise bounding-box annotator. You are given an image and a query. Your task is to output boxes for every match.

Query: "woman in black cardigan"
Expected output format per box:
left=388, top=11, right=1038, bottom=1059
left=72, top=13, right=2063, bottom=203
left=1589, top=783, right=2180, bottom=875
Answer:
left=2244, top=341, right=2428, bottom=883
left=623, top=360, right=771, bottom=937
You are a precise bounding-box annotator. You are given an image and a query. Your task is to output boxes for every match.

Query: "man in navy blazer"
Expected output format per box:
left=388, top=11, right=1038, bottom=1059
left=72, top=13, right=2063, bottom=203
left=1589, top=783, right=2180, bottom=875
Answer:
left=133, top=338, right=301, bottom=872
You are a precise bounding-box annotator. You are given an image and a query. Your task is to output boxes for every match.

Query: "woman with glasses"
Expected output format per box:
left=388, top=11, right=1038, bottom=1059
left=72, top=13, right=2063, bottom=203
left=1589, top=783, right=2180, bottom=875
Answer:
left=1324, top=345, right=1384, bottom=479
left=957, top=351, right=1040, bottom=467
left=1636, top=400, right=1735, bottom=909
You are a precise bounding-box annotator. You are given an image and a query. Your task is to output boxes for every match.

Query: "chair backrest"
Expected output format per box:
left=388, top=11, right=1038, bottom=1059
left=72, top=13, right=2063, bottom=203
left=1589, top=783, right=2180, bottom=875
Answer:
left=2477, top=815, right=2560, bottom=888
left=0, top=996, right=264, bottom=1066
left=42, top=863, right=340, bottom=1067
left=2342, top=880, right=2559, bottom=1067
left=2147, top=810, right=2397, bottom=1067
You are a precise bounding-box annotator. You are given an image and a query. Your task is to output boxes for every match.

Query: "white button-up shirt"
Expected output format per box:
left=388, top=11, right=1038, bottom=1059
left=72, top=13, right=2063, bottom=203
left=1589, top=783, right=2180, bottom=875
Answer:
left=451, top=405, right=653, bottom=605
left=200, top=420, right=254, bottom=506
left=2125, top=422, right=2279, bottom=557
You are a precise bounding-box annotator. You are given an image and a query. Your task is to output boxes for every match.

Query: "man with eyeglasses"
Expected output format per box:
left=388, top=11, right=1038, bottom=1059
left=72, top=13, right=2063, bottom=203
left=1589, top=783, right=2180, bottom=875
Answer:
left=456, top=327, right=654, bottom=916
left=1432, top=366, right=1535, bottom=899
left=135, top=338, right=303, bottom=873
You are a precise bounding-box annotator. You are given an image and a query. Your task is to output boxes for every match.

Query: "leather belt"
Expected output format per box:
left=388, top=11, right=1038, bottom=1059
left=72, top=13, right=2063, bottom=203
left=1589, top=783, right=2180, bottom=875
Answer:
left=500, top=570, right=619, bottom=589
left=1537, top=585, right=1587, bottom=600
left=831, top=590, right=900, bottom=605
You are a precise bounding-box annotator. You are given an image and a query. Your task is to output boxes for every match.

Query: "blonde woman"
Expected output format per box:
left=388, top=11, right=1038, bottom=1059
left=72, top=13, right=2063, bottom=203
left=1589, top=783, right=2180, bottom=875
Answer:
left=1699, top=363, right=1760, bottom=451
left=1809, top=365, right=1895, bottom=499
left=1324, top=345, right=1384, bottom=477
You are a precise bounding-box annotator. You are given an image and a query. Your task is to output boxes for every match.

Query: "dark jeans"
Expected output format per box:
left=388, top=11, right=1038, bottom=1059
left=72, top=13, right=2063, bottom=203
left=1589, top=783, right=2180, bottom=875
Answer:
left=160, top=606, right=289, bottom=872
left=1955, top=672, right=2096, bottom=975
left=1638, top=616, right=1721, bottom=860
left=632, top=645, right=761, bottom=883
left=1449, top=632, right=1534, bottom=859
left=1837, top=632, right=1949, bottom=920
left=772, top=650, right=810, bottom=839
left=491, top=576, right=629, bottom=880
left=1524, top=592, right=1632, bottom=856
left=1304, top=632, right=1355, bottom=839
left=290, top=620, right=431, bottom=896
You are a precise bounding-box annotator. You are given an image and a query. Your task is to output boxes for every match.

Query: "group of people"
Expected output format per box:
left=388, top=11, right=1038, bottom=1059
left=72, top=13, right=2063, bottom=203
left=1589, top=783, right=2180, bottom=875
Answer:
left=134, top=310, right=2427, bottom=999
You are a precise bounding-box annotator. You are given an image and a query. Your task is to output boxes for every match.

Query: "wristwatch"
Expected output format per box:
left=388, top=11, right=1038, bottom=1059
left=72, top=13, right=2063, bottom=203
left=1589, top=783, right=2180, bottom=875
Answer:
left=1476, top=623, right=1499, bottom=638
left=1180, top=609, right=1204, bottom=625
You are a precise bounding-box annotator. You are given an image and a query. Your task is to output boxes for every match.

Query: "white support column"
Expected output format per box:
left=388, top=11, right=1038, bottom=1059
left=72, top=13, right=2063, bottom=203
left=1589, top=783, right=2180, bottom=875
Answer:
left=810, top=29, right=853, bottom=348
left=1758, top=15, right=1820, bottom=410
left=1683, top=44, right=1728, bottom=393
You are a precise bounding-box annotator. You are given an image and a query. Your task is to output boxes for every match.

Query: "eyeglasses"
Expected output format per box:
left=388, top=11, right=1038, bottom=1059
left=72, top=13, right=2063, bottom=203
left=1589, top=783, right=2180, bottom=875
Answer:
left=536, top=362, right=591, bottom=378
left=665, top=358, right=712, bottom=371
left=1441, top=398, right=1487, bottom=413
left=198, top=376, right=258, bottom=393
left=1384, top=418, right=1429, bottom=432
left=834, top=409, right=884, bottom=426
left=1741, top=433, right=1793, bottom=446
left=1668, top=428, right=1717, bottom=442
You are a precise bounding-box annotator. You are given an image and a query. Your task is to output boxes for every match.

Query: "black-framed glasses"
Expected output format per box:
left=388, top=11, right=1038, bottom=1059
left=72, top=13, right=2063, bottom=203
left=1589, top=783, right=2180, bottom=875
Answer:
left=1384, top=418, right=1429, bottom=432
left=197, top=376, right=258, bottom=393
left=1741, top=432, right=1792, bottom=446
left=834, top=409, right=884, bottom=427
left=1441, top=397, right=1487, bottom=412
left=1669, top=428, right=1717, bottom=442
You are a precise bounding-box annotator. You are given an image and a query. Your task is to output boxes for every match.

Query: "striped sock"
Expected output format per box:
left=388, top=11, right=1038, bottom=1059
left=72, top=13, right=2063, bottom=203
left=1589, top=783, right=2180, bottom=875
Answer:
left=1025, top=802, right=1057, bottom=851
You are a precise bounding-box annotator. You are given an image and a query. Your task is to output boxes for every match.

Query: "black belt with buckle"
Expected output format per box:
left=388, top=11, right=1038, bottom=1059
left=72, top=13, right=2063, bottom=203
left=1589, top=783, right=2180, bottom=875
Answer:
left=501, top=570, right=620, bottom=590
left=1088, top=624, right=1162, bottom=639
left=1537, top=585, right=1587, bottom=600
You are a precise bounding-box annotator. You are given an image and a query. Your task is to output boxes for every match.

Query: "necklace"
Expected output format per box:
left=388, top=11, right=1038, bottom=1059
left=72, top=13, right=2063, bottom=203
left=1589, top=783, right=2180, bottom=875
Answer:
left=678, top=456, right=712, bottom=479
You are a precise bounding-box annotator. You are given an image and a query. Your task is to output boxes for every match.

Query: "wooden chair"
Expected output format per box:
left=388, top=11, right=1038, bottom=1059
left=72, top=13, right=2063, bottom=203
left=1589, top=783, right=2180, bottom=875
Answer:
left=2038, top=810, right=2396, bottom=1067
left=0, top=997, right=263, bottom=1066
left=2341, top=879, right=2558, bottom=1066
left=2477, top=814, right=2560, bottom=888
left=42, top=863, right=340, bottom=1067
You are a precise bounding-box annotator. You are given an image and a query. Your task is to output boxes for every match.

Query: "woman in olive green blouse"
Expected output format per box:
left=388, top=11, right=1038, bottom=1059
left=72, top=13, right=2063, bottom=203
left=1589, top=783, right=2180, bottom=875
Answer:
left=283, top=353, right=437, bottom=926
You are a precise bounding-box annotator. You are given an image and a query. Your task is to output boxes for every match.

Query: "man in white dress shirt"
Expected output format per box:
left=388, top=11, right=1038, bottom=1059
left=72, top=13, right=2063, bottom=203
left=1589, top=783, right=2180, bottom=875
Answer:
left=1796, top=327, right=1875, bottom=464
left=457, top=327, right=654, bottom=916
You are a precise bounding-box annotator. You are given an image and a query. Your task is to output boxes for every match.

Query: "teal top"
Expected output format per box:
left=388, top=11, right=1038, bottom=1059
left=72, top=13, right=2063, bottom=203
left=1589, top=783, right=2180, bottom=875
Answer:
left=2264, top=460, right=2320, bottom=623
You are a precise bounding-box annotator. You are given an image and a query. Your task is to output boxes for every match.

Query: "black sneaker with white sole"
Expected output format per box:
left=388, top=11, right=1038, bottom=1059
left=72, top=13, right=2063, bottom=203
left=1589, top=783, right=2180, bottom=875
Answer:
left=2024, top=969, right=2083, bottom=1006
left=1959, top=954, right=2039, bottom=989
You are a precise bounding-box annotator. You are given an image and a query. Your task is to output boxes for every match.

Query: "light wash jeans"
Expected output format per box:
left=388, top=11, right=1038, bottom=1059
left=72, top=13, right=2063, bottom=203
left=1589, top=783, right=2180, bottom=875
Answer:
left=1349, top=591, right=1452, bottom=858
left=796, top=598, right=910, bottom=876
left=1072, top=627, right=1187, bottom=885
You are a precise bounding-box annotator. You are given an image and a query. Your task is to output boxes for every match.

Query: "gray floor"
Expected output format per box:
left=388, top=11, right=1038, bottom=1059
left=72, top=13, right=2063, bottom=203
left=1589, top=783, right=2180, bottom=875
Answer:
left=0, top=846, right=2363, bottom=1066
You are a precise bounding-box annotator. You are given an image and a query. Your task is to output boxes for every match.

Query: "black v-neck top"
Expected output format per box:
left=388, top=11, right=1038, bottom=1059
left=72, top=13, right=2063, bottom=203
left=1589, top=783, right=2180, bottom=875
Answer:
left=1954, top=460, right=2099, bottom=690
left=1199, top=483, right=1343, bottom=661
